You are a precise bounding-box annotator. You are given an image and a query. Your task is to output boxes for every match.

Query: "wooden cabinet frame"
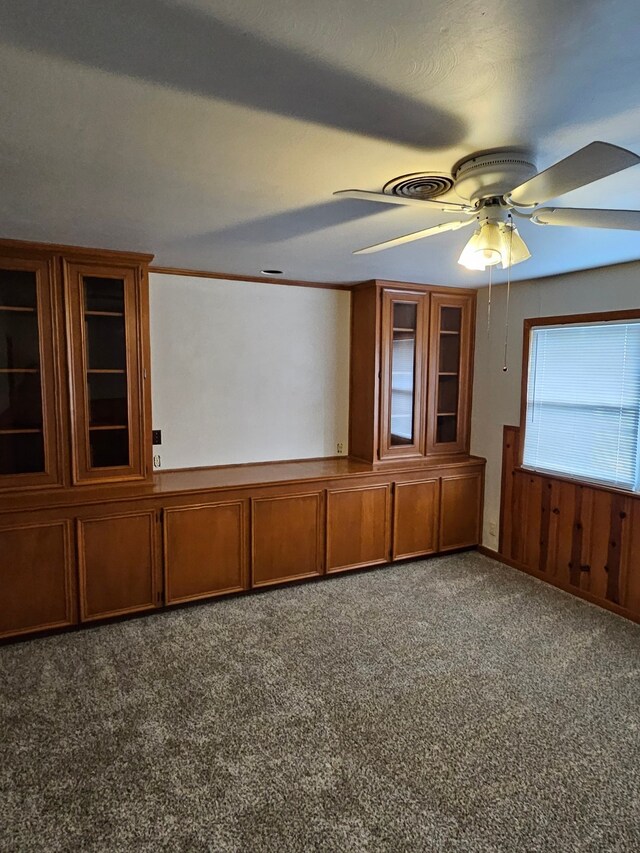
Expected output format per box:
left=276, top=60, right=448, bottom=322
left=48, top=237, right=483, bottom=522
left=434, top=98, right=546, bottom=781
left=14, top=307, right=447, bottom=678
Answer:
left=426, top=292, right=475, bottom=455
left=163, top=500, right=249, bottom=603
left=0, top=517, right=76, bottom=638
left=349, top=280, right=476, bottom=463
left=379, top=289, right=429, bottom=460
left=77, top=508, right=161, bottom=621
left=326, top=483, right=391, bottom=571
left=64, top=259, right=151, bottom=484
left=0, top=251, right=67, bottom=491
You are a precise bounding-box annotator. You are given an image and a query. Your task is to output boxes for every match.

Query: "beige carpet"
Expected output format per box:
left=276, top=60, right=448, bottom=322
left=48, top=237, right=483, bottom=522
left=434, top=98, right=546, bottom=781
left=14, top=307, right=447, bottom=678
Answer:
left=1, top=551, right=639, bottom=852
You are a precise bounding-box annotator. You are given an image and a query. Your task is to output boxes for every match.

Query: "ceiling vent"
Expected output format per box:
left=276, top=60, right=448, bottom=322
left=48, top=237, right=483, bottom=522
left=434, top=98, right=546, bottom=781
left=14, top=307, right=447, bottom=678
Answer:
left=383, top=172, right=454, bottom=200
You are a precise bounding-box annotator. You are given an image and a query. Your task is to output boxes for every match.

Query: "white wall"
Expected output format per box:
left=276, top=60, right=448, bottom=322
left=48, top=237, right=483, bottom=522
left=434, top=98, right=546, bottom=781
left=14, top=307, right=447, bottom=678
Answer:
left=471, top=260, right=640, bottom=550
left=149, top=274, right=351, bottom=470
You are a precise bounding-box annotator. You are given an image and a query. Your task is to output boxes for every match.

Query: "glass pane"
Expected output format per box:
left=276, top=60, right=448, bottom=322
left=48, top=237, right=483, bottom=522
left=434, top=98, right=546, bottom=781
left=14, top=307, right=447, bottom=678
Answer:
left=439, top=333, right=460, bottom=375
left=0, top=269, right=37, bottom=309
left=88, top=373, right=128, bottom=427
left=0, top=312, right=40, bottom=370
left=84, top=277, right=125, bottom=313
left=90, top=428, right=130, bottom=468
left=437, top=414, right=458, bottom=444
left=0, top=432, right=44, bottom=475
left=390, top=302, right=417, bottom=446
left=85, top=315, right=126, bottom=370
left=440, top=306, right=462, bottom=332
left=0, top=373, right=43, bottom=430
left=437, top=375, right=459, bottom=415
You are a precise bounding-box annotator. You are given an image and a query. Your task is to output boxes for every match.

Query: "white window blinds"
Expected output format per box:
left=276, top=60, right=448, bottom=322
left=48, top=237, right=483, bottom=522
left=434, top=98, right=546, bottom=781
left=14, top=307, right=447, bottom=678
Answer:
left=522, top=320, right=640, bottom=491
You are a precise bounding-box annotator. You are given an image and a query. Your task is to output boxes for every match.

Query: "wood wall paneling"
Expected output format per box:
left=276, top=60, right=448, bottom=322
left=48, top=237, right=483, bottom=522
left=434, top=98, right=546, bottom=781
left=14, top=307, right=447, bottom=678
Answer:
left=392, top=479, right=439, bottom=559
left=251, top=492, right=324, bottom=586
left=499, top=426, right=640, bottom=623
left=164, top=501, right=247, bottom=603
left=78, top=510, right=159, bottom=620
left=0, top=519, right=76, bottom=638
left=623, top=499, right=640, bottom=614
left=440, top=472, right=482, bottom=551
left=326, top=484, right=390, bottom=572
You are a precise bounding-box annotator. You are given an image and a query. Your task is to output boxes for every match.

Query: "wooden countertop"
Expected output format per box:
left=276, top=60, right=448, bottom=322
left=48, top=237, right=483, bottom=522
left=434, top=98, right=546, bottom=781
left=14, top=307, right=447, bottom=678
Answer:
left=0, top=454, right=486, bottom=514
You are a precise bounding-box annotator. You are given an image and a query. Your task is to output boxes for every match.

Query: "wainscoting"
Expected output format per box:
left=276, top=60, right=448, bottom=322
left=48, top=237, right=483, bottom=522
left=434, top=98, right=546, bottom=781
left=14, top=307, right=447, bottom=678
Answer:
left=494, top=425, right=640, bottom=624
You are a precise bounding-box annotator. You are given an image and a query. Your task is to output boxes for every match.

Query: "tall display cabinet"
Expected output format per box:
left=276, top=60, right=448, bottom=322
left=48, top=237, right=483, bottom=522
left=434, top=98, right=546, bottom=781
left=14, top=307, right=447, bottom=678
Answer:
left=349, top=280, right=475, bottom=464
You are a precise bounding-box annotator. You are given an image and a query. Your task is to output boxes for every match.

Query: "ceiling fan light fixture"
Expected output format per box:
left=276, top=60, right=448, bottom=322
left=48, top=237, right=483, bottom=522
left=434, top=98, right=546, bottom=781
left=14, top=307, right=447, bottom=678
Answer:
left=458, top=221, right=503, bottom=271
left=500, top=223, right=531, bottom=268
left=458, top=219, right=531, bottom=271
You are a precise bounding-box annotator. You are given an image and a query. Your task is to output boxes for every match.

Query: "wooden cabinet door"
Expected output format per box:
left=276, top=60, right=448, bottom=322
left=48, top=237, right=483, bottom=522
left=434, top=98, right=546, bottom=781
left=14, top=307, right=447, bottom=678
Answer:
left=78, top=510, right=160, bottom=620
left=0, top=518, right=76, bottom=638
left=251, top=492, right=324, bottom=586
left=379, top=289, right=428, bottom=460
left=164, top=501, right=248, bottom=604
left=65, top=261, right=150, bottom=484
left=0, top=254, right=65, bottom=491
left=426, top=292, right=475, bottom=455
left=326, top=484, right=390, bottom=572
left=440, top=472, right=482, bottom=550
left=392, top=479, right=440, bottom=560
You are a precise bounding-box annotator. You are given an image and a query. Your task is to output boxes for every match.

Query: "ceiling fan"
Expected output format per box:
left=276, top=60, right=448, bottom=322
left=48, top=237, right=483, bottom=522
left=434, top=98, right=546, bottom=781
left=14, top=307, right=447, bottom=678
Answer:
left=334, top=142, right=640, bottom=270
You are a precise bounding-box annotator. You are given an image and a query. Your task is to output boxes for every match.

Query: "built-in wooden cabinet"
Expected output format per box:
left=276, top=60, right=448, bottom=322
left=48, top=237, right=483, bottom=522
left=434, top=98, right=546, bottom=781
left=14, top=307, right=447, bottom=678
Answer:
left=439, top=472, right=483, bottom=551
left=0, top=239, right=153, bottom=492
left=379, top=290, right=428, bottom=460
left=164, top=501, right=248, bottom=603
left=350, top=280, right=475, bottom=463
left=251, top=492, right=324, bottom=586
left=77, top=509, right=160, bottom=621
left=0, top=252, right=65, bottom=490
left=0, top=517, right=76, bottom=638
left=326, top=484, right=391, bottom=572
left=392, top=479, right=440, bottom=560
left=426, top=293, right=475, bottom=455
left=0, top=248, right=485, bottom=641
left=65, top=260, right=150, bottom=483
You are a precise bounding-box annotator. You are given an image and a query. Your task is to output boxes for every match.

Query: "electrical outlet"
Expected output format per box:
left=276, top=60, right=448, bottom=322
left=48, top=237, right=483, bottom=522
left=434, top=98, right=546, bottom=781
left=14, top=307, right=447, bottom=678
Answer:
left=152, top=429, right=162, bottom=445
left=153, top=454, right=162, bottom=469
left=488, top=521, right=497, bottom=537
left=337, top=442, right=345, bottom=455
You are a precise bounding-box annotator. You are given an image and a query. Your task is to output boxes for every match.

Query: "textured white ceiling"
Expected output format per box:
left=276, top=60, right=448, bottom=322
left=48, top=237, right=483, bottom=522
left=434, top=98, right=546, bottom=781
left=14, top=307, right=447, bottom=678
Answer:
left=0, top=0, right=639, bottom=286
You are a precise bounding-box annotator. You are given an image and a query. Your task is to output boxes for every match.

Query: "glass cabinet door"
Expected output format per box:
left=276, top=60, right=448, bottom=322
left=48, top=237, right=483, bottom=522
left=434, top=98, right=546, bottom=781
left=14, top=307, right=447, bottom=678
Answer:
left=379, top=290, right=427, bottom=459
left=66, top=262, right=148, bottom=483
left=0, top=258, right=62, bottom=489
left=427, top=293, right=474, bottom=454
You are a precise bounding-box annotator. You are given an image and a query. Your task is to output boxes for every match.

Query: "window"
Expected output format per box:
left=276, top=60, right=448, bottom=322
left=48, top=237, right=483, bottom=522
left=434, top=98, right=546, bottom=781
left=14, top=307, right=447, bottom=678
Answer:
left=522, top=317, right=640, bottom=491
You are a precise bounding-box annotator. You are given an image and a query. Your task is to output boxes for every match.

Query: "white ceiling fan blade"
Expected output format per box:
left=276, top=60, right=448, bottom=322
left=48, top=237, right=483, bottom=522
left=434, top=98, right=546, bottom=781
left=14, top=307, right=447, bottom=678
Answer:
left=533, top=207, right=640, bottom=231
left=508, top=142, right=640, bottom=207
left=334, top=189, right=472, bottom=212
left=353, top=219, right=474, bottom=255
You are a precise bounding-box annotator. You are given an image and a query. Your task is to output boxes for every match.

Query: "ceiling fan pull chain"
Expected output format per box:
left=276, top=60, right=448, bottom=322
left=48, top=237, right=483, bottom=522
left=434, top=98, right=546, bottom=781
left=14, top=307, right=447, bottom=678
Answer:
left=487, top=263, right=492, bottom=335
left=502, top=216, right=514, bottom=372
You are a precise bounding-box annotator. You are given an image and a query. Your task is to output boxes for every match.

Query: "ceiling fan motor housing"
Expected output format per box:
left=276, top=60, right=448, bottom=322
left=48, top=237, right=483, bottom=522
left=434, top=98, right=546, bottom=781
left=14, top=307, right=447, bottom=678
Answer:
left=454, top=151, right=537, bottom=204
